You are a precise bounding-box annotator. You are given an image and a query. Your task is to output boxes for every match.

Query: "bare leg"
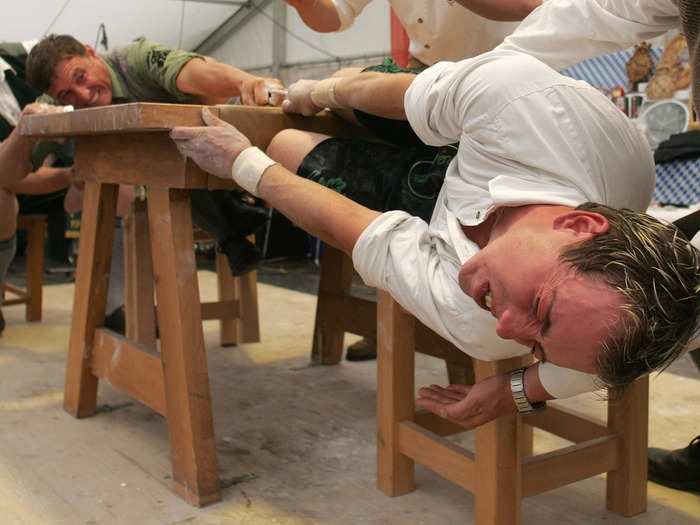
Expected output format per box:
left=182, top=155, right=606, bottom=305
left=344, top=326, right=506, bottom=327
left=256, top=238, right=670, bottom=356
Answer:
left=266, top=130, right=331, bottom=174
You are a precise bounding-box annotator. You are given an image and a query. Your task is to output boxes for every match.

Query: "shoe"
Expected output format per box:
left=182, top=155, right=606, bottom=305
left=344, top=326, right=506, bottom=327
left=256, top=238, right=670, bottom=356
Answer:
left=346, top=337, right=377, bottom=362
left=0, top=307, right=5, bottom=336
left=648, top=435, right=700, bottom=492
left=218, top=237, right=260, bottom=276
left=227, top=197, right=269, bottom=238
left=104, top=305, right=126, bottom=335
left=190, top=190, right=268, bottom=241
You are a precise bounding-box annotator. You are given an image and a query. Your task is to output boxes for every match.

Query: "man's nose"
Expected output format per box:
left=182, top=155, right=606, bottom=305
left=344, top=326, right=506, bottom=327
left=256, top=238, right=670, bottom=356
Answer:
left=75, top=86, right=92, bottom=107
left=495, top=308, right=537, bottom=342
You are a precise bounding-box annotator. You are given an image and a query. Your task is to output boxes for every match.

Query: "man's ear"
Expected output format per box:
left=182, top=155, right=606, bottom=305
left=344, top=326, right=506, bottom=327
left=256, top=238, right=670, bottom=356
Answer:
left=552, top=210, right=610, bottom=236
left=84, top=44, right=97, bottom=58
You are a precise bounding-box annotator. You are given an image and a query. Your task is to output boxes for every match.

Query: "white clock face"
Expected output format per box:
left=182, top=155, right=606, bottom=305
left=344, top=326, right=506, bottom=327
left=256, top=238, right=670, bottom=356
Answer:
left=643, top=100, right=690, bottom=147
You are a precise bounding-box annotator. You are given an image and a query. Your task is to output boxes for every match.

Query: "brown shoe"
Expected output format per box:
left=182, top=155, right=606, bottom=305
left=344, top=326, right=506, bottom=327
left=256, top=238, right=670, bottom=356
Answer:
left=346, top=337, right=377, bottom=362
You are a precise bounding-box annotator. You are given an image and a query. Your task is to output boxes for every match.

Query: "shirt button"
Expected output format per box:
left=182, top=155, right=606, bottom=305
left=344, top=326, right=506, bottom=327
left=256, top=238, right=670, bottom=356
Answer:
left=476, top=211, right=481, bottom=219
left=417, top=17, right=423, bottom=23
left=424, top=43, right=431, bottom=49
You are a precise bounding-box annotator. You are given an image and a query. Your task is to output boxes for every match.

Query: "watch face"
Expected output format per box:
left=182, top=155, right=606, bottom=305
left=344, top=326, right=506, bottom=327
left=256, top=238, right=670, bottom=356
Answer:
left=643, top=100, right=690, bottom=146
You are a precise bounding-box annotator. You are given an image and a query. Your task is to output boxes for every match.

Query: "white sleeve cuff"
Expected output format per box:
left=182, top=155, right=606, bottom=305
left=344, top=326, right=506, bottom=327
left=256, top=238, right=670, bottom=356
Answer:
left=231, top=147, right=277, bottom=197
left=537, top=361, right=599, bottom=399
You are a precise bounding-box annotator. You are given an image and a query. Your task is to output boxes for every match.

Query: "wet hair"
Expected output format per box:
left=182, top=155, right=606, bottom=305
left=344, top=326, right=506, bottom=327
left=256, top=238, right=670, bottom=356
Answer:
left=26, top=34, right=87, bottom=93
left=559, top=202, right=700, bottom=398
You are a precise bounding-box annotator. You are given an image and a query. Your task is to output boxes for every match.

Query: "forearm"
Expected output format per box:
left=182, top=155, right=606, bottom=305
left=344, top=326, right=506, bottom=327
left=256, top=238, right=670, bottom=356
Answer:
left=289, top=0, right=342, bottom=32
left=454, top=0, right=541, bottom=21
left=258, top=163, right=379, bottom=255
left=330, top=72, right=415, bottom=120
left=524, top=363, right=555, bottom=403
left=0, top=129, right=36, bottom=187
left=177, top=58, right=256, bottom=102
left=7, top=167, right=72, bottom=195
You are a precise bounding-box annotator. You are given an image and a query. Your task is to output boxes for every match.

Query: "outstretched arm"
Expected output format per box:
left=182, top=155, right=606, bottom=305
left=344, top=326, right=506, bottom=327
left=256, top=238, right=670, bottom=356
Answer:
left=176, top=57, right=285, bottom=106
left=283, top=71, right=415, bottom=120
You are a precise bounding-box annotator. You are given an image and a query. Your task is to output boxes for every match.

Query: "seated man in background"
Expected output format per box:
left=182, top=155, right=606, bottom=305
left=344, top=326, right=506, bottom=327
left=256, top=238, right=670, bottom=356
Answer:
left=0, top=40, right=76, bottom=335
left=26, top=34, right=286, bottom=276
left=171, top=50, right=700, bottom=427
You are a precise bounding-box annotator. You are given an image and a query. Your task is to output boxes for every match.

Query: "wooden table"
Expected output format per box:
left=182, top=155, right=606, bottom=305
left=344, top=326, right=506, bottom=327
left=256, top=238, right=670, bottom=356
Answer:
left=21, top=103, right=363, bottom=506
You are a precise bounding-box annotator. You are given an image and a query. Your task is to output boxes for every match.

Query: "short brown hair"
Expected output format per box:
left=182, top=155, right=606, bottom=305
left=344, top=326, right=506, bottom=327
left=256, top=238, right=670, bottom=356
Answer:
left=26, top=34, right=87, bottom=93
left=560, top=202, right=700, bottom=397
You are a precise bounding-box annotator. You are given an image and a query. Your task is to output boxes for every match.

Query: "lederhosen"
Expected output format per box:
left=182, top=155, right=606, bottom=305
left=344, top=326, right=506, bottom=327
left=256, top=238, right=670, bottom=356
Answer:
left=297, top=59, right=457, bottom=223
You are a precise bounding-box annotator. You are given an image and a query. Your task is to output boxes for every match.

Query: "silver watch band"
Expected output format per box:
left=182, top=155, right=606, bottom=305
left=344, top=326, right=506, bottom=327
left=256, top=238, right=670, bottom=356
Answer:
left=510, top=367, right=545, bottom=414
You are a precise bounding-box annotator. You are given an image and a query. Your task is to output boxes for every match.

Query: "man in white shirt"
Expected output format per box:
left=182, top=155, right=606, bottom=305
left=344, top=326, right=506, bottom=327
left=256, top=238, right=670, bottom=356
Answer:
left=286, top=0, right=541, bottom=361
left=492, top=0, right=700, bottom=495
left=286, top=0, right=538, bottom=67
left=170, top=51, right=700, bottom=430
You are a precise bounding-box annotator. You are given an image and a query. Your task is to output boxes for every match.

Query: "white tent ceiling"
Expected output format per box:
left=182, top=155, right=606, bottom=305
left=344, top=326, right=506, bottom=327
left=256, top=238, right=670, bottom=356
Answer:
left=1, top=0, right=242, bottom=51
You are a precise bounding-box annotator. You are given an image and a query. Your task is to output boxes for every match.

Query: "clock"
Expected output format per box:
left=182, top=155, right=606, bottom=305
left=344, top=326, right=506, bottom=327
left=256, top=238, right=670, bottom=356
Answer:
left=641, top=99, right=690, bottom=148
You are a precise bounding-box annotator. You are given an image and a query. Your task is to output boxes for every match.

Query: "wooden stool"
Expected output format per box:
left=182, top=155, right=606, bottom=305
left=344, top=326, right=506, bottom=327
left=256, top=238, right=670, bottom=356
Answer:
left=376, top=290, right=648, bottom=524
left=3, top=214, right=46, bottom=321
left=21, top=103, right=366, bottom=507
left=311, top=246, right=472, bottom=384
left=123, top=198, right=260, bottom=348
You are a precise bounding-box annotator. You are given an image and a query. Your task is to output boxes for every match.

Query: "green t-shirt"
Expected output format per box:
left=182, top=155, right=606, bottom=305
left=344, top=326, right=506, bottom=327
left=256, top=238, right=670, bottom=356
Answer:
left=102, top=38, right=204, bottom=103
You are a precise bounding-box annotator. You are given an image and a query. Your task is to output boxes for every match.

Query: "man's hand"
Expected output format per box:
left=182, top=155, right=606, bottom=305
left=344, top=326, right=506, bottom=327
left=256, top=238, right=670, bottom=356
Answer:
left=21, top=102, right=73, bottom=116
left=282, top=79, right=324, bottom=116
left=170, top=107, right=252, bottom=179
left=416, top=373, right=517, bottom=429
left=240, top=76, right=286, bottom=106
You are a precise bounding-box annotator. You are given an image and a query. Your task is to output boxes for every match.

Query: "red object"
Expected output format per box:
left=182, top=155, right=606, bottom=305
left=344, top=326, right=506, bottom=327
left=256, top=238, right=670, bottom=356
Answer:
left=390, top=8, right=409, bottom=67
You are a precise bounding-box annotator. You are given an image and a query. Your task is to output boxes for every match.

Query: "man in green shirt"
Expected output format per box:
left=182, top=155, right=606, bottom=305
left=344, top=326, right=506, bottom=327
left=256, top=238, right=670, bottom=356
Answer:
left=26, top=34, right=285, bottom=276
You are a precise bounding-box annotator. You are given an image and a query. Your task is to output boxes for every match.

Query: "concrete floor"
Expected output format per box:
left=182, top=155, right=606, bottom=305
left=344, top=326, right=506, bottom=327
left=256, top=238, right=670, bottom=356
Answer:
left=0, top=261, right=699, bottom=525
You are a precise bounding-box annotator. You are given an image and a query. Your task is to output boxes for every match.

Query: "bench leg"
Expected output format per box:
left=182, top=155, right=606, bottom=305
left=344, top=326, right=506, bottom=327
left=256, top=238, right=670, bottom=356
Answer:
left=376, top=291, right=416, bottom=496
left=64, top=182, right=118, bottom=418
left=147, top=187, right=221, bottom=507
left=215, top=252, right=238, bottom=346
left=474, top=357, right=526, bottom=525
left=24, top=216, right=45, bottom=322
left=234, top=255, right=260, bottom=345
left=124, top=199, right=157, bottom=348
left=311, top=246, right=354, bottom=365
left=606, top=376, right=648, bottom=516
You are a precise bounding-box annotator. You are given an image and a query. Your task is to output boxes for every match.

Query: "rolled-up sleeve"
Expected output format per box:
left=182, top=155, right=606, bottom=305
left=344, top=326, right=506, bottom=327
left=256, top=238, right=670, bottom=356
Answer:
left=498, top=0, right=679, bottom=71
left=331, top=0, right=369, bottom=30
left=352, top=211, right=470, bottom=349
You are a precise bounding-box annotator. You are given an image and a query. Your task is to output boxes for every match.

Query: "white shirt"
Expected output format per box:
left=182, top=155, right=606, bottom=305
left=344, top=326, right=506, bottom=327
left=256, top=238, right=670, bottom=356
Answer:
left=352, top=51, right=655, bottom=398
left=497, top=0, right=680, bottom=70
left=332, top=0, right=519, bottom=65
left=0, top=57, right=22, bottom=127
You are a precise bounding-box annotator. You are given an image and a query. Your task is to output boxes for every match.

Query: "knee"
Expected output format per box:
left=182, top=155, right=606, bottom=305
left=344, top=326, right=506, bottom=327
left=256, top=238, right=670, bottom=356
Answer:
left=0, top=189, right=18, bottom=239
left=267, top=129, right=326, bottom=174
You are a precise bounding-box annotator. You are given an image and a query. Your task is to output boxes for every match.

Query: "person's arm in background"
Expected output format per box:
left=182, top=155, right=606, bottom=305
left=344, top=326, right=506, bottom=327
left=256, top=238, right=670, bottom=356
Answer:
left=497, top=0, right=680, bottom=70
left=453, top=0, right=541, bottom=21
left=5, top=166, right=72, bottom=195
left=286, top=0, right=346, bottom=32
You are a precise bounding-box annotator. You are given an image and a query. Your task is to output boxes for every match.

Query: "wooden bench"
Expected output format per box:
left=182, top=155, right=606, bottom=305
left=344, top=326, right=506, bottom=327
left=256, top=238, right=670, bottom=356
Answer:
left=376, top=290, right=648, bottom=525
left=3, top=214, right=47, bottom=321
left=21, top=103, right=365, bottom=506
left=123, top=199, right=260, bottom=348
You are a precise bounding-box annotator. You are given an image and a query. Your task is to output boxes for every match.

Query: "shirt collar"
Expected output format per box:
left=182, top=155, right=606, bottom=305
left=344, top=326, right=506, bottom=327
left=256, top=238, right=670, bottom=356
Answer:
left=0, top=56, right=15, bottom=82
left=101, top=56, right=128, bottom=102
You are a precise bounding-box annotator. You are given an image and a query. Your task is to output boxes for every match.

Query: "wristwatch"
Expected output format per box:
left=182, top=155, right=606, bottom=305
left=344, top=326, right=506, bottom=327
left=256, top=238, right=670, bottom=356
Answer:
left=510, top=367, right=546, bottom=414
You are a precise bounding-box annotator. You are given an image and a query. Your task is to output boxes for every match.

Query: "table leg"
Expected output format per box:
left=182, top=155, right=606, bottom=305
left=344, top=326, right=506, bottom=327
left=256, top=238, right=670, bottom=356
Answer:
left=64, top=182, right=119, bottom=418
left=147, top=187, right=221, bottom=507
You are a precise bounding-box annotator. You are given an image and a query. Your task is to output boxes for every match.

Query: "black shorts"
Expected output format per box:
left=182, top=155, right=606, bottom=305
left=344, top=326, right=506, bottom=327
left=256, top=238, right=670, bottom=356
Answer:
left=297, top=137, right=456, bottom=222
